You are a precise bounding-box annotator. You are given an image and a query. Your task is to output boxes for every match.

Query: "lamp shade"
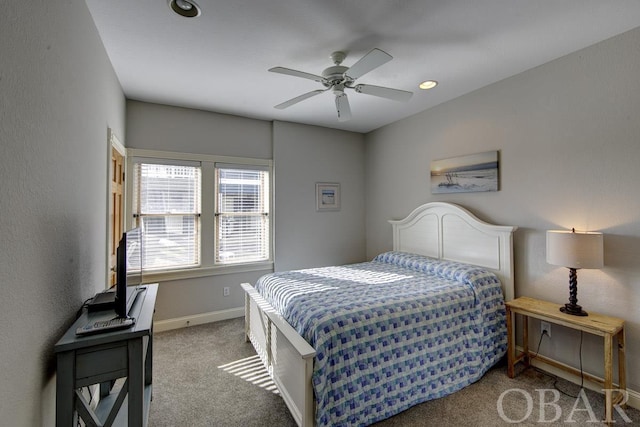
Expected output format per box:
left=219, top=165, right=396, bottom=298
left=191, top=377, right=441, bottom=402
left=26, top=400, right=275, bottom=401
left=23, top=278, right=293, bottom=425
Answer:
left=546, top=230, right=604, bottom=269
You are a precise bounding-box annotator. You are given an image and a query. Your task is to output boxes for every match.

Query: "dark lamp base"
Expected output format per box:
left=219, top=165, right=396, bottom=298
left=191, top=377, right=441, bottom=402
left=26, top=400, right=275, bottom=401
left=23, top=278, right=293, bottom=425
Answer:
left=560, top=303, right=588, bottom=317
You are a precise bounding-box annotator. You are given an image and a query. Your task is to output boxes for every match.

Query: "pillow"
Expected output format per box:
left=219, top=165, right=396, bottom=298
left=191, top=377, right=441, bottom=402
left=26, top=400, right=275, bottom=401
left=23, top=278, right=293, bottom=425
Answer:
left=373, top=251, right=500, bottom=288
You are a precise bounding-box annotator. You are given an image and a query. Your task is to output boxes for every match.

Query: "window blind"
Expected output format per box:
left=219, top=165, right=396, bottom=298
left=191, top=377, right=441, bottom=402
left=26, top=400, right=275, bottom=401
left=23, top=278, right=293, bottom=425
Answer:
left=215, top=166, right=269, bottom=264
left=133, top=162, right=201, bottom=270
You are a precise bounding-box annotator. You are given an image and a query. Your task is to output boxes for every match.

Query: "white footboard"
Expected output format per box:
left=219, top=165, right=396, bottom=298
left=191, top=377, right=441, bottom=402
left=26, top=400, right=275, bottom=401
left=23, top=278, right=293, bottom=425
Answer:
left=241, top=283, right=316, bottom=427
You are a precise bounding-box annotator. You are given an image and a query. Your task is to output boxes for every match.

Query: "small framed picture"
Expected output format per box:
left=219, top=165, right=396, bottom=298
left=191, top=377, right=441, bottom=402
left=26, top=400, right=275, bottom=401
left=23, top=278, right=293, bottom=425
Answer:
left=316, top=182, right=340, bottom=211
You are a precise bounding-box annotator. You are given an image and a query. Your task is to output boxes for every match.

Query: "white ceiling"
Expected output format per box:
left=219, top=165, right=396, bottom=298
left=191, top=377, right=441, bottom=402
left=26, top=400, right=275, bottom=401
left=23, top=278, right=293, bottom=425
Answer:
left=85, top=0, right=640, bottom=134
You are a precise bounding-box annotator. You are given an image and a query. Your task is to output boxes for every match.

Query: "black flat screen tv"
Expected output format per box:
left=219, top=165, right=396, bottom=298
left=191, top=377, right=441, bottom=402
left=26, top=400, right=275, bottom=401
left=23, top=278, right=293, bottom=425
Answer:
left=115, top=227, right=143, bottom=318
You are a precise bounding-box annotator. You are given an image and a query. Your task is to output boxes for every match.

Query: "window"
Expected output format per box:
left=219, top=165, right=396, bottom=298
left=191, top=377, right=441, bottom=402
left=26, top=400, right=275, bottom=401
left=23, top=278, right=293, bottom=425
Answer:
left=132, top=161, right=201, bottom=271
left=127, top=151, right=272, bottom=277
left=215, top=165, right=270, bottom=264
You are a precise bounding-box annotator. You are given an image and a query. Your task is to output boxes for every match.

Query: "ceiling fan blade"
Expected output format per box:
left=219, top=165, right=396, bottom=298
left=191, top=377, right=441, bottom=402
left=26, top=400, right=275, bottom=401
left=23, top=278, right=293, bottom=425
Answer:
left=274, top=89, right=326, bottom=109
left=354, top=84, right=413, bottom=102
left=269, top=66, right=325, bottom=83
left=335, top=92, right=352, bottom=122
left=344, top=48, right=393, bottom=80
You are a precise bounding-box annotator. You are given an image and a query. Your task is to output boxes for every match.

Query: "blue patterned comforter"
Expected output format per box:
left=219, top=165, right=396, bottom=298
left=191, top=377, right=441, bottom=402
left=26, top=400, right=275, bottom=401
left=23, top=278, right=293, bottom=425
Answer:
left=255, top=251, right=507, bottom=426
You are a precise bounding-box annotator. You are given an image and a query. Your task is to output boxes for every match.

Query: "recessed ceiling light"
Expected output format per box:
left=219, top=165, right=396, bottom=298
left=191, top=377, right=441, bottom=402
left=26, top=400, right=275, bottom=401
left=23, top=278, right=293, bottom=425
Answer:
left=169, top=0, right=201, bottom=18
left=419, top=80, right=438, bottom=90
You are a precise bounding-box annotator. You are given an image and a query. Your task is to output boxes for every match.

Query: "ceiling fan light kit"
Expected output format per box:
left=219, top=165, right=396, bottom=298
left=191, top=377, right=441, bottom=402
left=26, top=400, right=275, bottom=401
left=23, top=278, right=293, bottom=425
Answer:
left=269, top=48, right=413, bottom=121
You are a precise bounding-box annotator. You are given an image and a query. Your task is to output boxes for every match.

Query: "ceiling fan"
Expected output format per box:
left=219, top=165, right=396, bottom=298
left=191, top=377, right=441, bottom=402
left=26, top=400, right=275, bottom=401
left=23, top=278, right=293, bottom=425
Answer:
left=269, top=48, right=413, bottom=122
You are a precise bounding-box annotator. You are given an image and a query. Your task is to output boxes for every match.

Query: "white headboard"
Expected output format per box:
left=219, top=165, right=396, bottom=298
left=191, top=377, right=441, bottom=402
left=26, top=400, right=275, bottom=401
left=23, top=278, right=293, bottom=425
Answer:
left=389, top=202, right=517, bottom=301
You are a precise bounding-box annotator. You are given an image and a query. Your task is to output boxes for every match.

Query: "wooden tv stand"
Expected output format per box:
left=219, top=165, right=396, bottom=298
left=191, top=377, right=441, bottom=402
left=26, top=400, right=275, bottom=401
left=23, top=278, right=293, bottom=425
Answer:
left=54, top=284, right=157, bottom=427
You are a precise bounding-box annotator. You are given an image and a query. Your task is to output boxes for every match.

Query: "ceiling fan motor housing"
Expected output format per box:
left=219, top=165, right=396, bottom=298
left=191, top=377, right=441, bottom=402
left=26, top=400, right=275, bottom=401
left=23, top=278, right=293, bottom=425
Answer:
left=322, top=65, right=351, bottom=86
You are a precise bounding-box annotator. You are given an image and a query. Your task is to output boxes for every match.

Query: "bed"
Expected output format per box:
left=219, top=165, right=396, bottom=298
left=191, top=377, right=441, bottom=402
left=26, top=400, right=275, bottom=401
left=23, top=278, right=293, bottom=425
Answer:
left=240, top=202, right=517, bottom=426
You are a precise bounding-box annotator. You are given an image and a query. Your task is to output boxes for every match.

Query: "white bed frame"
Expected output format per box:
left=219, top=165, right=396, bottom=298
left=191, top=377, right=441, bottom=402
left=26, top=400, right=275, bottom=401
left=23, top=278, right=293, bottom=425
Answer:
left=240, top=202, right=517, bottom=427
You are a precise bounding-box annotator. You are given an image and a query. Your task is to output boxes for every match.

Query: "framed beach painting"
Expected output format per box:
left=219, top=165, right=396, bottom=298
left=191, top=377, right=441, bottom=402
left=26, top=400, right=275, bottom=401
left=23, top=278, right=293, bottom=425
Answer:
left=431, top=151, right=499, bottom=194
left=316, top=182, right=340, bottom=211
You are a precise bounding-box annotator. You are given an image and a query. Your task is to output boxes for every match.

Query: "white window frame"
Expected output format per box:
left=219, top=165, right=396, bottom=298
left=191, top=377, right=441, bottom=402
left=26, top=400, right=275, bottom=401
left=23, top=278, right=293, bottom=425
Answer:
left=125, top=149, right=273, bottom=281
left=214, top=163, right=270, bottom=265
left=132, top=159, right=202, bottom=271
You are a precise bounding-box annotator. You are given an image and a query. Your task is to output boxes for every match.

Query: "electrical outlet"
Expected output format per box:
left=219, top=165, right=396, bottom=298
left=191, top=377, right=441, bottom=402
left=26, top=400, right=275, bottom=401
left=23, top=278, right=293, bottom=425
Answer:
left=223, top=286, right=230, bottom=297
left=541, top=321, right=551, bottom=337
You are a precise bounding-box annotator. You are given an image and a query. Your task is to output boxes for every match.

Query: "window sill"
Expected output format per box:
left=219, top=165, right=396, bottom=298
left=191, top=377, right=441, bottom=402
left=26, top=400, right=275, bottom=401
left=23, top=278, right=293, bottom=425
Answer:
left=141, top=261, right=274, bottom=283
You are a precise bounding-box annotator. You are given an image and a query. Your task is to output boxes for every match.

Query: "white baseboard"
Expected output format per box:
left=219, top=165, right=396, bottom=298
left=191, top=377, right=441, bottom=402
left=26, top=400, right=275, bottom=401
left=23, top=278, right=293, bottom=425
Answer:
left=154, top=307, right=244, bottom=333
left=518, top=346, right=640, bottom=411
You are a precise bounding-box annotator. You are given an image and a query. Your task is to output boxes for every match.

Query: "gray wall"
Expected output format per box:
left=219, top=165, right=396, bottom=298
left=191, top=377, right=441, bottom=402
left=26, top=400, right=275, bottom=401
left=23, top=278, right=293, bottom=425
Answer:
left=365, top=27, right=640, bottom=393
left=126, top=103, right=367, bottom=320
left=274, top=121, right=366, bottom=271
left=0, top=1, right=126, bottom=425
left=126, top=101, right=273, bottom=159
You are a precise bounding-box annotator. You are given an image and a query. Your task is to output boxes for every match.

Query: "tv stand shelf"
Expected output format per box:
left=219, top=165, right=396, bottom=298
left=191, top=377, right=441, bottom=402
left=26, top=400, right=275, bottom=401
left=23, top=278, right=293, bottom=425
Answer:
left=55, top=284, right=158, bottom=427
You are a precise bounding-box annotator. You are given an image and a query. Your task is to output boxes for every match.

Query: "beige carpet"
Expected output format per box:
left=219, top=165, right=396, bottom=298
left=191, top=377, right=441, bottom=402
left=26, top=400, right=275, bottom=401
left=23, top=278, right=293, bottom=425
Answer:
left=149, top=318, right=639, bottom=426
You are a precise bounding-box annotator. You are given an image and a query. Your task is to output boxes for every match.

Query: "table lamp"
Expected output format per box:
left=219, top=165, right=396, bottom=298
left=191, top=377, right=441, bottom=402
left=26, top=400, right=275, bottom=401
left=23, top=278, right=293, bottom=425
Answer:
left=546, top=228, right=604, bottom=316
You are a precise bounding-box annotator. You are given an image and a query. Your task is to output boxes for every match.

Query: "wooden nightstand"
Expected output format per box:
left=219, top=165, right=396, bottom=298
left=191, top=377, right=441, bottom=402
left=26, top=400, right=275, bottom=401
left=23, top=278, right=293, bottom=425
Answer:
left=505, top=296, right=626, bottom=424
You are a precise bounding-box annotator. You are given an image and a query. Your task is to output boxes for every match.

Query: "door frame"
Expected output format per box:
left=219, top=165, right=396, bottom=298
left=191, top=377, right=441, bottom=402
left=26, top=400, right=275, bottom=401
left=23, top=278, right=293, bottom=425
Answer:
left=106, top=128, right=126, bottom=289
